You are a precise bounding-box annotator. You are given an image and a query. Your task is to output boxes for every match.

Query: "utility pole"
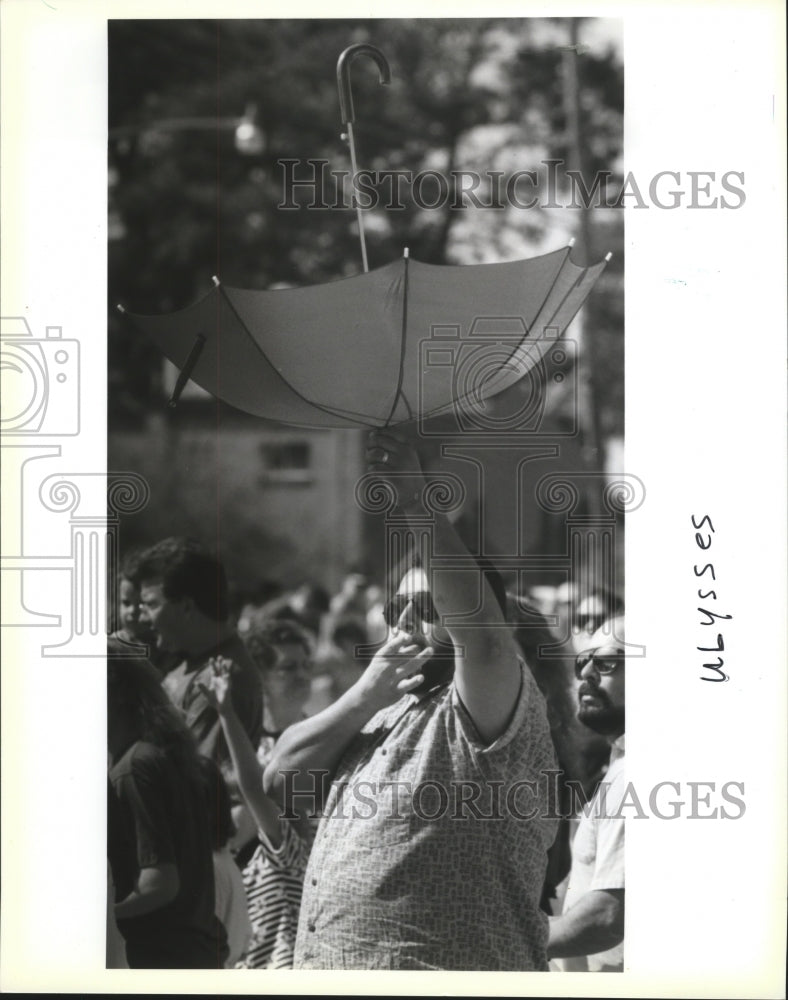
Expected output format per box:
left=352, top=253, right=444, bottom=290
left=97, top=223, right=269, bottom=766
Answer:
left=561, top=19, right=605, bottom=476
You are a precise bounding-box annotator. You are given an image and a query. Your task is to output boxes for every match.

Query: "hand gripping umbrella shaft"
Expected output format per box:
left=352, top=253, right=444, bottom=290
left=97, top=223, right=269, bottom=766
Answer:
left=337, top=44, right=391, bottom=272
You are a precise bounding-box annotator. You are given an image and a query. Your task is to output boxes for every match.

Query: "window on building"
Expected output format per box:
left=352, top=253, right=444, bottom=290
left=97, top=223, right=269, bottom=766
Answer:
left=258, top=441, right=313, bottom=484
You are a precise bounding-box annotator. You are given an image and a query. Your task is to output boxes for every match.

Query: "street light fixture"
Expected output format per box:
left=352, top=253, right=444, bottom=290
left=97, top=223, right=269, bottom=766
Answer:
left=233, top=103, right=266, bottom=155
left=108, top=102, right=265, bottom=156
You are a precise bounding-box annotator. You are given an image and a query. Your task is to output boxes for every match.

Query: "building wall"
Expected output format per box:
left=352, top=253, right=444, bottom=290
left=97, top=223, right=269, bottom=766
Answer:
left=109, top=414, right=366, bottom=594
left=109, top=408, right=622, bottom=603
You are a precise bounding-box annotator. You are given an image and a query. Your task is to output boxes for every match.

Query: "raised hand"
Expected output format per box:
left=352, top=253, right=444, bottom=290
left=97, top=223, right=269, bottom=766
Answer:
left=353, top=632, right=434, bottom=712
left=198, top=656, right=234, bottom=716
left=366, top=429, right=426, bottom=511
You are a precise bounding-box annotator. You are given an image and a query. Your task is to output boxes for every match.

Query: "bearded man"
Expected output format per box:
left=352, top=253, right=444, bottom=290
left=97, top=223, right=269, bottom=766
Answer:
left=547, top=615, right=626, bottom=972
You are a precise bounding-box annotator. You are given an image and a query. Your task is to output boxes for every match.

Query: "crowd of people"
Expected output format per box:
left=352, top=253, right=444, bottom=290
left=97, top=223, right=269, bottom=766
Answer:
left=107, top=430, right=626, bottom=972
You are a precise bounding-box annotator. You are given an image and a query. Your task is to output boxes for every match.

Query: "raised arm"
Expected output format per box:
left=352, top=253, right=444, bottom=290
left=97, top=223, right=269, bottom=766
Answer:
left=367, top=430, right=522, bottom=744
left=263, top=636, right=432, bottom=821
left=198, top=657, right=282, bottom=847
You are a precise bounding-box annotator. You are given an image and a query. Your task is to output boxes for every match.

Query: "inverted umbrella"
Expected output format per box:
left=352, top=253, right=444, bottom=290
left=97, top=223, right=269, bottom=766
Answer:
left=119, top=46, right=610, bottom=431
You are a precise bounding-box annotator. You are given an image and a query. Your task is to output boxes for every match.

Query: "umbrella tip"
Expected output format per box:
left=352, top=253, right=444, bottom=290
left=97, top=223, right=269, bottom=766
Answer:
left=568, top=238, right=576, bottom=248
left=403, top=247, right=410, bottom=258
left=605, top=251, right=613, bottom=262
left=116, top=303, right=126, bottom=314
left=212, top=275, right=220, bottom=287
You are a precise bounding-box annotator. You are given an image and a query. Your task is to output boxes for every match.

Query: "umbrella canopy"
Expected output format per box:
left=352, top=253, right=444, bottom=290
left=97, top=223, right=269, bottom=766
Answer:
left=122, top=245, right=607, bottom=430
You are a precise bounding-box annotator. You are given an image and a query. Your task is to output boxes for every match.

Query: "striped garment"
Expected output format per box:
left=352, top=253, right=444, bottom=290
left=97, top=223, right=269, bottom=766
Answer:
left=235, top=819, right=309, bottom=969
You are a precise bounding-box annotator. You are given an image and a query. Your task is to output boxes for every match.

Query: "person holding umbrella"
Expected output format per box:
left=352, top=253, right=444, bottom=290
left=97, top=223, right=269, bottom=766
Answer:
left=264, top=429, right=558, bottom=971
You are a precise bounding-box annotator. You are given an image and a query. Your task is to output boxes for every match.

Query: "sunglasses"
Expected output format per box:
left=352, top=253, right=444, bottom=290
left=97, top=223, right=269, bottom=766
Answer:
left=574, top=648, right=624, bottom=679
left=383, top=591, right=438, bottom=629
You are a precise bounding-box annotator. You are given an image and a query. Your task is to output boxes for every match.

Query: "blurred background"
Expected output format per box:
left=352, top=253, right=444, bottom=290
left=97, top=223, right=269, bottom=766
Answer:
left=108, top=17, right=624, bottom=608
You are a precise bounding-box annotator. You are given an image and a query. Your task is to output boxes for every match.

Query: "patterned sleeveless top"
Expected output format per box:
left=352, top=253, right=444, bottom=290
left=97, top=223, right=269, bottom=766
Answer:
left=294, top=662, right=558, bottom=970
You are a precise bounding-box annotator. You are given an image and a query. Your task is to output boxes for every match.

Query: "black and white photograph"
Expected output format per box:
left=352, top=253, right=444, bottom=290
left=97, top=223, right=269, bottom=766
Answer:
left=0, top=1, right=785, bottom=996
left=106, top=15, right=625, bottom=974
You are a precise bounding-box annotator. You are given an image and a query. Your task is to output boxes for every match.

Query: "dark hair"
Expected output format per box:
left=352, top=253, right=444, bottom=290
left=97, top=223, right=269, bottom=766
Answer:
left=249, top=578, right=284, bottom=606
left=250, top=619, right=313, bottom=658
left=331, top=618, right=368, bottom=647
left=107, top=640, right=201, bottom=778
left=242, top=628, right=279, bottom=671
left=295, top=582, right=331, bottom=614
left=390, top=549, right=508, bottom=619
left=507, top=600, right=578, bottom=752
left=584, top=586, right=624, bottom=614
left=119, top=548, right=144, bottom=582
left=507, top=598, right=557, bottom=664
left=198, top=756, right=235, bottom=850
left=129, top=536, right=229, bottom=622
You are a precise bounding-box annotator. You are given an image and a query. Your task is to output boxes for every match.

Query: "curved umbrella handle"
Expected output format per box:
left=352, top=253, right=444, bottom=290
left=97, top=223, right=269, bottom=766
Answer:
left=336, top=43, right=391, bottom=125
left=336, top=44, right=391, bottom=272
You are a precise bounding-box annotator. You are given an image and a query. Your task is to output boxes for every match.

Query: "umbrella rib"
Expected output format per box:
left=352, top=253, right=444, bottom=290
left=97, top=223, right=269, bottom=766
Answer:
left=521, top=245, right=572, bottom=340
left=487, top=249, right=590, bottom=395
left=217, top=284, right=381, bottom=426
left=480, top=254, right=606, bottom=413
left=416, top=248, right=596, bottom=423
left=532, top=258, right=597, bottom=336
left=383, top=253, right=412, bottom=427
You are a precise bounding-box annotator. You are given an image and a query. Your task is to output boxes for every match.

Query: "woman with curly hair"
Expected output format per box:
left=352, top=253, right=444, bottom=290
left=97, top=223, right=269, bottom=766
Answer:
left=107, top=642, right=228, bottom=968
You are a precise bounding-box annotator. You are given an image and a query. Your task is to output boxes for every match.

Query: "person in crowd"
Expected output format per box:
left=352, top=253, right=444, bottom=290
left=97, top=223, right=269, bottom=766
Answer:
left=572, top=588, right=625, bottom=648
left=106, top=644, right=228, bottom=968
left=250, top=620, right=315, bottom=748
left=510, top=591, right=612, bottom=794
left=199, top=655, right=309, bottom=970
left=264, top=429, right=558, bottom=971
left=327, top=572, right=369, bottom=628
left=524, top=583, right=558, bottom=619
left=286, top=582, right=331, bottom=639
left=197, top=757, right=252, bottom=967
left=106, top=858, right=128, bottom=969
left=547, top=616, right=626, bottom=972
left=110, top=552, right=179, bottom=675
left=508, top=595, right=585, bottom=915
left=252, top=582, right=330, bottom=641
left=307, top=617, right=371, bottom=715
left=111, top=571, right=156, bottom=650
left=363, top=582, right=389, bottom=645
left=554, top=579, right=581, bottom=642
left=129, top=536, right=263, bottom=766
left=236, top=578, right=285, bottom=635
left=230, top=620, right=316, bottom=858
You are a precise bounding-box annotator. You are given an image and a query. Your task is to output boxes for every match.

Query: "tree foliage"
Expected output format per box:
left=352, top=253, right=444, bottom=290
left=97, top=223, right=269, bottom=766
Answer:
left=109, top=18, right=623, bottom=437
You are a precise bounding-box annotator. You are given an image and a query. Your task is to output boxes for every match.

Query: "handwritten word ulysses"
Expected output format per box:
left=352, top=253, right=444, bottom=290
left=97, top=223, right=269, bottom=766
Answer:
left=693, top=513, right=732, bottom=682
